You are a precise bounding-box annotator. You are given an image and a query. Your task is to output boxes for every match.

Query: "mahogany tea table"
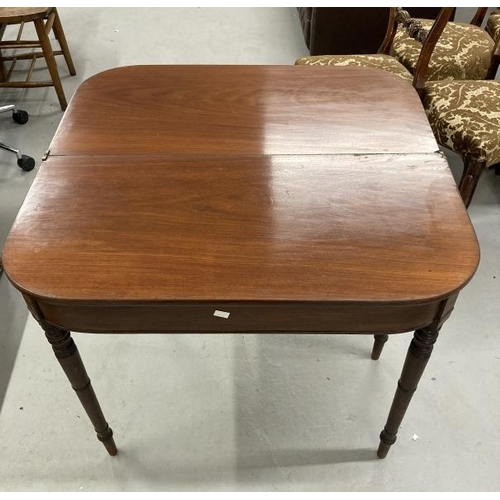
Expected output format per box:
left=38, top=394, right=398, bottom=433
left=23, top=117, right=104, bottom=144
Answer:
left=2, top=65, right=479, bottom=459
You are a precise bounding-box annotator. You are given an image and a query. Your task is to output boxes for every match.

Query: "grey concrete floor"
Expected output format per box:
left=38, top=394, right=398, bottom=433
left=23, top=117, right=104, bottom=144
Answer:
left=0, top=7, right=499, bottom=492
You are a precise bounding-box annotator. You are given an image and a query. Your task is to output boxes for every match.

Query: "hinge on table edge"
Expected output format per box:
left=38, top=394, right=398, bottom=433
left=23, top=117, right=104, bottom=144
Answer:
left=42, top=149, right=50, bottom=161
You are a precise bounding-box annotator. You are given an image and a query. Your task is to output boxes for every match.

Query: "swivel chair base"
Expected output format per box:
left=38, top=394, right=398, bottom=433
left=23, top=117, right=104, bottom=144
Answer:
left=0, top=104, right=35, bottom=171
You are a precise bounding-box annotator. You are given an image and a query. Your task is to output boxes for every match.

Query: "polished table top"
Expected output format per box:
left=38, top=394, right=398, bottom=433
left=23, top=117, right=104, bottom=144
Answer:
left=5, top=153, right=477, bottom=302
left=3, top=65, right=479, bottom=333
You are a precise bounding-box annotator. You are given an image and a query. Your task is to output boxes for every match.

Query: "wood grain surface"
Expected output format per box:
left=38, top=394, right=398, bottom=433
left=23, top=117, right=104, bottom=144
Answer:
left=49, top=65, right=439, bottom=156
left=3, top=65, right=479, bottom=335
left=3, top=154, right=478, bottom=306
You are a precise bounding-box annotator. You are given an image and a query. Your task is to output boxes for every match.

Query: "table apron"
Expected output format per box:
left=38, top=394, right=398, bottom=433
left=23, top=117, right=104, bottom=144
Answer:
left=32, top=299, right=445, bottom=334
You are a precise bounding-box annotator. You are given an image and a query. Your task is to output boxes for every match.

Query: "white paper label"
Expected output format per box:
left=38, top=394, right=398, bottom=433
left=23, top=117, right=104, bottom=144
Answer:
left=213, top=310, right=230, bottom=319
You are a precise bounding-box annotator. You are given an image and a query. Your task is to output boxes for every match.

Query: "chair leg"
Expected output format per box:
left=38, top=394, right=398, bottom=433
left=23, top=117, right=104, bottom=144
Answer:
left=458, top=157, right=486, bottom=208
left=34, top=18, right=67, bottom=111
left=486, top=56, right=499, bottom=80
left=0, top=24, right=7, bottom=83
left=0, top=54, right=7, bottom=82
left=51, top=8, right=76, bottom=76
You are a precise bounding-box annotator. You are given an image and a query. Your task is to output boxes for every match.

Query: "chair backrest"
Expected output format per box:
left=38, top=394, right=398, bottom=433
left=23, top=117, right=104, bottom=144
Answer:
left=378, top=7, right=455, bottom=97
left=470, top=7, right=489, bottom=26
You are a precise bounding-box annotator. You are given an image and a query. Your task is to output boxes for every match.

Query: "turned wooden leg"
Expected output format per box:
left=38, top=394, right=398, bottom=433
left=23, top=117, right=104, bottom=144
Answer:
left=34, top=18, right=68, bottom=111
left=458, top=157, right=486, bottom=208
left=371, top=334, right=388, bottom=360
left=377, top=326, right=438, bottom=459
left=44, top=323, right=117, bottom=455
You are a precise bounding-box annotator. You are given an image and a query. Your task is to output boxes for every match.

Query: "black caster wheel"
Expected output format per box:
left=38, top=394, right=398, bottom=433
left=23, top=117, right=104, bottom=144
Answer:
left=17, top=155, right=35, bottom=171
left=12, top=109, right=29, bottom=125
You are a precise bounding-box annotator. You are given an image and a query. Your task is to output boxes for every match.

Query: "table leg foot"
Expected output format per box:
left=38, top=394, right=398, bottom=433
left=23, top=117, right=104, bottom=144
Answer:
left=371, top=334, right=388, bottom=360
left=377, top=326, right=438, bottom=458
left=43, top=323, right=117, bottom=456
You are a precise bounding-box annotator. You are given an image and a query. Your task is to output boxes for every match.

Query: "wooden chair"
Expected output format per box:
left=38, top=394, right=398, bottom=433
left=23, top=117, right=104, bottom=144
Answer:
left=0, top=7, right=76, bottom=111
left=295, top=7, right=455, bottom=90
left=392, top=7, right=500, bottom=81
left=423, top=80, right=500, bottom=207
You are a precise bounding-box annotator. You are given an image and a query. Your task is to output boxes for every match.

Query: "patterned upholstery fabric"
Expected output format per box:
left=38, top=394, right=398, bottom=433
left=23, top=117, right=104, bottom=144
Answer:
left=424, top=80, right=500, bottom=167
left=486, top=11, right=500, bottom=42
left=295, top=54, right=413, bottom=82
left=393, top=19, right=494, bottom=81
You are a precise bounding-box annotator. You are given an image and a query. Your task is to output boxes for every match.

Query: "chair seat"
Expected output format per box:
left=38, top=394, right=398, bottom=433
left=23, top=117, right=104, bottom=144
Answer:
left=294, top=54, right=413, bottom=82
left=394, top=19, right=495, bottom=81
left=424, top=80, right=500, bottom=167
left=0, top=7, right=50, bottom=24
